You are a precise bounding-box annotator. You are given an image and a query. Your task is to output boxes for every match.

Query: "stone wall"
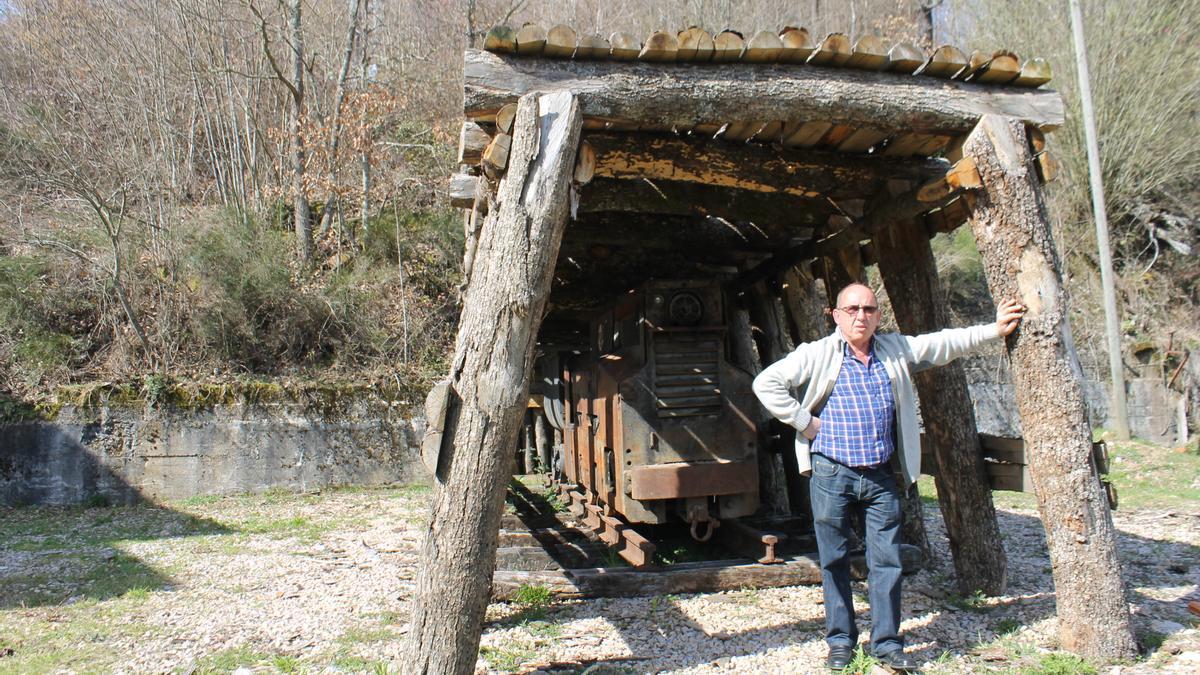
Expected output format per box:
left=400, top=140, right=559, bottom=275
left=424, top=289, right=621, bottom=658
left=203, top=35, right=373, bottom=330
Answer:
left=962, top=354, right=1189, bottom=446
left=1, top=398, right=425, bottom=506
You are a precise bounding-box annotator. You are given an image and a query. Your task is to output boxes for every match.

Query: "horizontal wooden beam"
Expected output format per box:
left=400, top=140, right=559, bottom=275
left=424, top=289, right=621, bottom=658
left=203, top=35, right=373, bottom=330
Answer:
left=465, top=49, right=1065, bottom=135
left=576, top=177, right=825, bottom=231
left=584, top=132, right=949, bottom=199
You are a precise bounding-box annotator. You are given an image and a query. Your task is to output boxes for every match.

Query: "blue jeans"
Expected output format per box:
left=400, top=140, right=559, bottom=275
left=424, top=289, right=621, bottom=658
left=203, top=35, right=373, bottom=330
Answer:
left=809, top=453, right=904, bottom=655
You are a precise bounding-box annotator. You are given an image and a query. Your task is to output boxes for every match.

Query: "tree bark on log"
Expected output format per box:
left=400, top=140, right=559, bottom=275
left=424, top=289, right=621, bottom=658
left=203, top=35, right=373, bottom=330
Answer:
left=876, top=218, right=1008, bottom=595
left=403, top=91, right=583, bottom=675
left=962, top=114, right=1136, bottom=660
left=464, top=49, right=1065, bottom=134
left=584, top=132, right=947, bottom=200
left=728, top=296, right=789, bottom=516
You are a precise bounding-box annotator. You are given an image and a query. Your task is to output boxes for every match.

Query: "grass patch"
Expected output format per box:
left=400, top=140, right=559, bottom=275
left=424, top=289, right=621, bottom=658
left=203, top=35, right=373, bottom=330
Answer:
left=843, top=646, right=881, bottom=674
left=948, top=589, right=991, bottom=613
left=236, top=515, right=328, bottom=541
left=338, top=625, right=394, bottom=646
left=994, top=617, right=1022, bottom=635
left=1022, top=652, right=1098, bottom=675
left=479, top=644, right=535, bottom=673
left=188, top=645, right=272, bottom=673
left=1102, top=436, right=1200, bottom=509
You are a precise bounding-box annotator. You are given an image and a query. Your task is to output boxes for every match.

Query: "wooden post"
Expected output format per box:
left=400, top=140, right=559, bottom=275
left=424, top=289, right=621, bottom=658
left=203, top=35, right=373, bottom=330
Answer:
left=962, top=114, right=1136, bottom=660
left=876, top=218, right=1008, bottom=595
left=740, top=284, right=793, bottom=516
left=403, top=91, right=583, bottom=675
left=1068, top=0, right=1130, bottom=440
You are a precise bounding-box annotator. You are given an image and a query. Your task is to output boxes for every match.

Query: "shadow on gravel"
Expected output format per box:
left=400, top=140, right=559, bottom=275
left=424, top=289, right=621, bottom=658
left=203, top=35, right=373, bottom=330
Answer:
left=905, top=506, right=1200, bottom=664
left=492, top=502, right=1199, bottom=672
left=0, top=504, right=229, bottom=609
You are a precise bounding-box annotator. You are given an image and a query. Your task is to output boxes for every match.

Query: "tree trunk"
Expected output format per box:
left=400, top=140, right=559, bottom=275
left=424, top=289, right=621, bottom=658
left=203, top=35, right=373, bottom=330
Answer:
left=403, top=91, right=582, bottom=675
left=288, top=0, right=313, bottom=264
left=316, top=0, right=363, bottom=236
left=876, top=217, right=1007, bottom=595
left=962, top=114, right=1136, bottom=660
left=729, top=295, right=789, bottom=516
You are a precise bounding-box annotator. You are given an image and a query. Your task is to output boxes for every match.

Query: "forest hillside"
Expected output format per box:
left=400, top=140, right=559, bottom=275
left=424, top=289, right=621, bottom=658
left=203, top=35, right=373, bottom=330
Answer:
left=0, top=0, right=1195, bottom=420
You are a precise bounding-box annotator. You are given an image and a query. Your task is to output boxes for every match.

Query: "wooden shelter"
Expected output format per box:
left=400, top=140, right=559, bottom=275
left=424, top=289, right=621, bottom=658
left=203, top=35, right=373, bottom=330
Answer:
left=404, top=25, right=1137, bottom=675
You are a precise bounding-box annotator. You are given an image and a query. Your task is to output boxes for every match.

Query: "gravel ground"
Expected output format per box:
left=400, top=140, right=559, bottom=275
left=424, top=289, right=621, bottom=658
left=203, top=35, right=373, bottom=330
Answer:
left=0, top=484, right=1197, bottom=674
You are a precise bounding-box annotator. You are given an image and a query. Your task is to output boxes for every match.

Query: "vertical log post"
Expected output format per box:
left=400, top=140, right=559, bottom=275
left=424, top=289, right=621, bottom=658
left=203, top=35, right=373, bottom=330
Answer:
left=403, top=91, right=583, bottom=675
left=963, top=114, right=1136, bottom=659
left=876, top=218, right=1008, bottom=595
left=740, top=284, right=794, bottom=515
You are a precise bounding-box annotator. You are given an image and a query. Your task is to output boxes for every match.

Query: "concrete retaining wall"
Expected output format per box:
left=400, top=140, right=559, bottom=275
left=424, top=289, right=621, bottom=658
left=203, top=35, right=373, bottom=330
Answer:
left=1, top=400, right=425, bottom=506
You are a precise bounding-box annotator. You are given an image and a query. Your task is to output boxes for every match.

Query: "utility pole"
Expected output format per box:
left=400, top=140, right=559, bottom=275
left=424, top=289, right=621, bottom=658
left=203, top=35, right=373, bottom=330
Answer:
left=1068, top=0, right=1130, bottom=440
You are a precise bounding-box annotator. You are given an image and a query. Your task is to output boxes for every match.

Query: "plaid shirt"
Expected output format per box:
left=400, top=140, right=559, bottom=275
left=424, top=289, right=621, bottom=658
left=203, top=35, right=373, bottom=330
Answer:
left=812, top=340, right=896, bottom=467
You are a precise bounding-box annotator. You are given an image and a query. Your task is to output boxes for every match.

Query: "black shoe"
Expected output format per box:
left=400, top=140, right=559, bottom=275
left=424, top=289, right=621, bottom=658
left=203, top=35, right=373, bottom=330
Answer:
left=826, top=645, right=854, bottom=670
left=872, top=649, right=920, bottom=672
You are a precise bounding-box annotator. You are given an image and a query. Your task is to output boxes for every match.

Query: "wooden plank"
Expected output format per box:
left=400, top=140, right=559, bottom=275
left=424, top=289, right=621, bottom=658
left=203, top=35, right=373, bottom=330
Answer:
left=846, top=35, right=888, bottom=70
left=720, top=120, right=763, bottom=142
left=457, top=121, right=491, bottom=164
left=543, top=25, right=577, bottom=58
left=495, top=103, right=518, bottom=135
left=573, top=140, right=595, bottom=184
left=481, top=133, right=512, bottom=178
left=783, top=121, right=833, bottom=148
left=752, top=120, right=784, bottom=143
left=916, top=157, right=982, bottom=202
left=987, top=462, right=1033, bottom=492
left=743, top=30, right=783, bottom=63
left=575, top=34, right=610, bottom=60
left=807, top=32, right=852, bottom=67
left=888, top=43, right=925, bottom=74
left=676, top=26, right=713, bottom=62
left=818, top=123, right=856, bottom=148
left=881, top=132, right=935, bottom=157
left=958, top=50, right=990, bottom=81
left=639, top=30, right=677, bottom=62
left=970, top=50, right=1021, bottom=84
left=609, top=32, right=640, bottom=60
left=917, top=44, right=967, bottom=78
left=979, top=433, right=1026, bottom=463
left=464, top=49, right=1067, bottom=135
left=1013, top=57, right=1052, bottom=87
left=778, top=26, right=815, bottom=63
left=515, top=23, right=546, bottom=56
left=491, top=545, right=926, bottom=600
left=711, top=30, right=745, bottom=62
left=448, top=172, right=482, bottom=209
left=836, top=126, right=889, bottom=153
left=483, top=25, right=516, bottom=54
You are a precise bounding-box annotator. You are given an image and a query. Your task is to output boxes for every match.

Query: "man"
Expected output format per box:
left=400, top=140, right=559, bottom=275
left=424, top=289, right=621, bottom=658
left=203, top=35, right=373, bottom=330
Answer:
left=752, top=283, right=1024, bottom=671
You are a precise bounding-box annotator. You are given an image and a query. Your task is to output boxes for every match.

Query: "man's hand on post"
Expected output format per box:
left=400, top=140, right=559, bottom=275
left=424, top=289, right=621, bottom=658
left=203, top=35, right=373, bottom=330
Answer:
left=996, top=298, right=1027, bottom=337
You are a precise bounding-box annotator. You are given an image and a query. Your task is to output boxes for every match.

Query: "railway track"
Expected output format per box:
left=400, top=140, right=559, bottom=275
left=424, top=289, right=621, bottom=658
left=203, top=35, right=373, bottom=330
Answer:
left=491, top=476, right=925, bottom=601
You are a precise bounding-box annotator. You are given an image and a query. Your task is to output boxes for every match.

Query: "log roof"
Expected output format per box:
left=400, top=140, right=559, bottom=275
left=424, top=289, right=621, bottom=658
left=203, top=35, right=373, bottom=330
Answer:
left=455, top=25, right=1064, bottom=342
left=485, top=24, right=1052, bottom=89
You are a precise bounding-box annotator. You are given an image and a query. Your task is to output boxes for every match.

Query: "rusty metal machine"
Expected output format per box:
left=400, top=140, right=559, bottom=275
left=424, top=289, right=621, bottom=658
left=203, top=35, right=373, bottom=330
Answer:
left=542, top=279, right=766, bottom=562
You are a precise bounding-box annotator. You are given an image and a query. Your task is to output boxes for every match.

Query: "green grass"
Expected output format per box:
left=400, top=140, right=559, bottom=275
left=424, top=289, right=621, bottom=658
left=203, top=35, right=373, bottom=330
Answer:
left=187, top=645, right=273, bottom=673
left=479, top=644, right=535, bottom=673
left=917, top=433, right=1200, bottom=512
left=1022, top=652, right=1098, bottom=675
left=842, top=646, right=881, bottom=674
left=994, top=617, right=1022, bottom=635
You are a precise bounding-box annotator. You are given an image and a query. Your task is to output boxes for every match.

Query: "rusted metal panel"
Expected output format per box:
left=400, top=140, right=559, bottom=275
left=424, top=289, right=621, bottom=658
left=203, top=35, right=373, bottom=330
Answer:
left=630, top=460, right=758, bottom=500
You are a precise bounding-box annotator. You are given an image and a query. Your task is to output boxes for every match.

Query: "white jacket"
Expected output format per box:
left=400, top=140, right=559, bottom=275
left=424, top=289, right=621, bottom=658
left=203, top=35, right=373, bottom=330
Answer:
left=752, top=323, right=1001, bottom=486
